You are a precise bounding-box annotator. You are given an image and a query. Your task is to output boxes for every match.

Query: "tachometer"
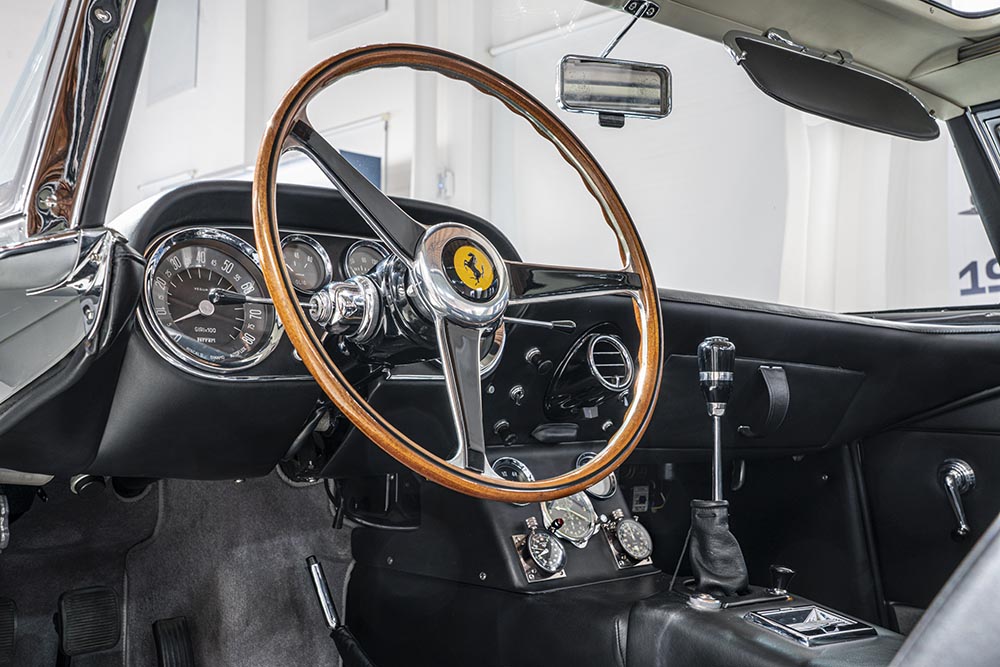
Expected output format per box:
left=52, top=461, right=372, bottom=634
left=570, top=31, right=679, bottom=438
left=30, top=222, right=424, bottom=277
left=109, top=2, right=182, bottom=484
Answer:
left=541, top=491, right=598, bottom=548
left=143, top=228, right=281, bottom=372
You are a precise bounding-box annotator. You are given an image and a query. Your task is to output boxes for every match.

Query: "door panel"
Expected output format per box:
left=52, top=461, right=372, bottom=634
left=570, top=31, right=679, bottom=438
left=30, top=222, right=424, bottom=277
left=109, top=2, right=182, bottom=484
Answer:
left=863, top=400, right=1000, bottom=627
left=0, top=233, right=88, bottom=405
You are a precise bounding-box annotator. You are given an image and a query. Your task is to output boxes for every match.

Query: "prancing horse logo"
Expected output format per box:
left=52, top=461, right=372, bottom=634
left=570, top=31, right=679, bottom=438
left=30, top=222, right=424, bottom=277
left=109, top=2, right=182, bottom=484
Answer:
left=464, top=252, right=484, bottom=285
left=449, top=242, right=495, bottom=296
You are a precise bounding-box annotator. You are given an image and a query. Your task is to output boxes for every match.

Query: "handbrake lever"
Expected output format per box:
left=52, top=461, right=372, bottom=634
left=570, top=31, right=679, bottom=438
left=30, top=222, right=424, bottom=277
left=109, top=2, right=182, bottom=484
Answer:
left=306, top=556, right=376, bottom=667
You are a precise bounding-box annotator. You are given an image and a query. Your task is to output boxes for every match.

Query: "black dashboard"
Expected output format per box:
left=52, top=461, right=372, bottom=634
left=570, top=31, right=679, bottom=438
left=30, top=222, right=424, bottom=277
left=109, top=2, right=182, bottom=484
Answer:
left=6, top=180, right=998, bottom=491
left=85, top=181, right=636, bottom=482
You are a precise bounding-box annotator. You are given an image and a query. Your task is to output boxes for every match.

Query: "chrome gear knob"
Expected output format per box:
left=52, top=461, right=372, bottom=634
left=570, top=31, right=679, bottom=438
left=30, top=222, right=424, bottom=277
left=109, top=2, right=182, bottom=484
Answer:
left=698, top=336, right=735, bottom=416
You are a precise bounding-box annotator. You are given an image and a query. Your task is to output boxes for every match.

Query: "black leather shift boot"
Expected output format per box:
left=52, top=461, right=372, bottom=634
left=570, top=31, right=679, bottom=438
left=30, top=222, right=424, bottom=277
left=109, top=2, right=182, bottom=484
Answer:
left=689, top=499, right=750, bottom=597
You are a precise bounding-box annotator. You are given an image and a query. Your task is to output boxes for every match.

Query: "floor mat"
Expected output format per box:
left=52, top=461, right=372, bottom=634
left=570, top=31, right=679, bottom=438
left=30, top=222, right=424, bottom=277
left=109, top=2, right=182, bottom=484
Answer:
left=125, top=474, right=352, bottom=666
left=0, top=481, right=159, bottom=666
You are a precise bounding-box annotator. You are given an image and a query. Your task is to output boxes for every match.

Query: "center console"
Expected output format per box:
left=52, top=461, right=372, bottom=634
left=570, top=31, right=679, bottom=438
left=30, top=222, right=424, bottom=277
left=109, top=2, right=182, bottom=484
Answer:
left=344, top=337, right=904, bottom=666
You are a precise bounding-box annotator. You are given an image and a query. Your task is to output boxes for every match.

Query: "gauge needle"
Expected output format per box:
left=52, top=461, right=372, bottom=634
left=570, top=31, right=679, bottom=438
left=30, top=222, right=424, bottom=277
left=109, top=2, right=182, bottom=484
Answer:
left=561, top=508, right=592, bottom=522
left=172, top=300, right=216, bottom=324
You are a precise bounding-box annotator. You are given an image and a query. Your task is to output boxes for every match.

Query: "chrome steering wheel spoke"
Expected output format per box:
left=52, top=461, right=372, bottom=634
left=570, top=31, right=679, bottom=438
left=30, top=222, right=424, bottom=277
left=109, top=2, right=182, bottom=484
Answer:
left=436, top=318, right=489, bottom=473
left=505, top=260, right=642, bottom=304
left=287, top=119, right=426, bottom=263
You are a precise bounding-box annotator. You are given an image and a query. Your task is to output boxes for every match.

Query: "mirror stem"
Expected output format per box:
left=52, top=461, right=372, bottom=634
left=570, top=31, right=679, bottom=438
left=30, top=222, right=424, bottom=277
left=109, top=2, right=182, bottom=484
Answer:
left=600, top=1, right=659, bottom=58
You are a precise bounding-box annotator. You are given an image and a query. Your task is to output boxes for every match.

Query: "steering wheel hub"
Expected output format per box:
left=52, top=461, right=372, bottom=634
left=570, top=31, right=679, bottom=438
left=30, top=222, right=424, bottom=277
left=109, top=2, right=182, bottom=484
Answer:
left=412, top=223, right=509, bottom=328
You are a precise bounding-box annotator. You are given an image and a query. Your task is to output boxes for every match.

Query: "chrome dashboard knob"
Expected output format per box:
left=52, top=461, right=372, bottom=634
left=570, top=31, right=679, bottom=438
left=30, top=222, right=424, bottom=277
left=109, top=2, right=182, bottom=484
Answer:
left=308, top=276, right=381, bottom=343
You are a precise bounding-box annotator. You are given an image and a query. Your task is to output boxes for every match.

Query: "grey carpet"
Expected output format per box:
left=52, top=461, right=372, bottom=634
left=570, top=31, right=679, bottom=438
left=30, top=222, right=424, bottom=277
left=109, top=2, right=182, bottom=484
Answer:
left=124, top=474, right=352, bottom=666
left=0, top=481, right=159, bottom=666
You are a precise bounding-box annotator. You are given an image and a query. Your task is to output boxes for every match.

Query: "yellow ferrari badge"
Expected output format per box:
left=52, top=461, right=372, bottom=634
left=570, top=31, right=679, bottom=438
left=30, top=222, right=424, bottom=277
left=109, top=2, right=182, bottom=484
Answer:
left=452, top=244, right=494, bottom=290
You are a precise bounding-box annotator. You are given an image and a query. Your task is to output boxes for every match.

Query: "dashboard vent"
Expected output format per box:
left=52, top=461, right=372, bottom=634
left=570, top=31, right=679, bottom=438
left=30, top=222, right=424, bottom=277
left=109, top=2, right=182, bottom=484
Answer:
left=586, top=334, right=634, bottom=391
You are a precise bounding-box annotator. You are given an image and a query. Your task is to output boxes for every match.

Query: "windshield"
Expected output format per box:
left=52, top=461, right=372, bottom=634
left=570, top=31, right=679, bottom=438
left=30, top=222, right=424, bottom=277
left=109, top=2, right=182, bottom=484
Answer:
left=0, top=1, right=61, bottom=222
left=109, top=0, right=995, bottom=314
left=923, top=0, right=1000, bottom=17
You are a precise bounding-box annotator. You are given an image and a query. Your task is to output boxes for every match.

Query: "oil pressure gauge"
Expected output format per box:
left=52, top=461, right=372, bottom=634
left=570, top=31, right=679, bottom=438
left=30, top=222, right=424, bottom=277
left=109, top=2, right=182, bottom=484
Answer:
left=281, top=234, right=332, bottom=293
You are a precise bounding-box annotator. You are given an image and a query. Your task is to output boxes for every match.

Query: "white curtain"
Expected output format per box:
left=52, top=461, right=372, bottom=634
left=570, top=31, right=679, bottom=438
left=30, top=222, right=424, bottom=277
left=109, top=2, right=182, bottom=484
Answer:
left=778, top=111, right=951, bottom=312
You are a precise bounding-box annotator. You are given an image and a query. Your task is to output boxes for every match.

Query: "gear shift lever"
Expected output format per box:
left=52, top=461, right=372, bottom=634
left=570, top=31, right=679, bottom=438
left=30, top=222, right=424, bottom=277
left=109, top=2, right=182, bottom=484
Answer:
left=698, top=337, right=735, bottom=502
left=687, top=336, right=749, bottom=599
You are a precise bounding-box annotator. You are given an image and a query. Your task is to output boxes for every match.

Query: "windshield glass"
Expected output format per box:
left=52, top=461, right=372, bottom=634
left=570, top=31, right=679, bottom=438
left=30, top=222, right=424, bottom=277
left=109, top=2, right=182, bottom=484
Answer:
left=923, top=0, right=1000, bottom=17
left=110, top=0, right=996, bottom=314
left=0, top=1, right=61, bottom=222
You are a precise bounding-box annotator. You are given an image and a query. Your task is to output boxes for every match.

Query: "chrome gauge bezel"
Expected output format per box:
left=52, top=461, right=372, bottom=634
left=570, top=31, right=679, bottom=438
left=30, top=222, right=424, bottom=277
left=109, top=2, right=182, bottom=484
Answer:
left=280, top=233, right=333, bottom=294
left=526, top=530, right=567, bottom=574
left=342, top=239, right=389, bottom=278
left=492, top=455, right=534, bottom=507
left=575, top=451, right=619, bottom=500
left=492, top=456, right=535, bottom=482
left=540, top=491, right=599, bottom=548
left=615, top=518, right=653, bottom=561
left=140, top=227, right=284, bottom=374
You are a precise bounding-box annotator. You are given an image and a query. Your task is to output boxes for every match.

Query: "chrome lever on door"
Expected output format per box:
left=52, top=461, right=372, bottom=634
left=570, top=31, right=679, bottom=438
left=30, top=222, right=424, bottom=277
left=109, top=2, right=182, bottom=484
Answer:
left=938, top=459, right=976, bottom=538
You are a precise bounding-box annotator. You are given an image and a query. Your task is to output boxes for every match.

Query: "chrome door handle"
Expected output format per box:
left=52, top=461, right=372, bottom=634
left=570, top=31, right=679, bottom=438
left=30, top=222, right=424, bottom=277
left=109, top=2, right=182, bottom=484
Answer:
left=938, top=459, right=976, bottom=538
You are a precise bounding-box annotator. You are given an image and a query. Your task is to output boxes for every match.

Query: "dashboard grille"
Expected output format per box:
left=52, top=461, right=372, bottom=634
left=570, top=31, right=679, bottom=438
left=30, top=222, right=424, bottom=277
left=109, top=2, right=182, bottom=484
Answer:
left=587, top=335, right=634, bottom=391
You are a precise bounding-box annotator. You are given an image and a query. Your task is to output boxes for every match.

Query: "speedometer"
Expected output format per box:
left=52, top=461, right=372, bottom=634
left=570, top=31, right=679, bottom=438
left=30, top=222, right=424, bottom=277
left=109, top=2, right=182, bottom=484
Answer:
left=143, top=228, right=281, bottom=372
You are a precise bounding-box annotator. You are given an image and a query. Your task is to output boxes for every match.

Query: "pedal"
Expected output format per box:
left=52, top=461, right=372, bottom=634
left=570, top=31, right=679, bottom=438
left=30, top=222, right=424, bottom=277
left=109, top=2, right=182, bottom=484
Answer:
left=153, top=617, right=195, bottom=667
left=56, top=587, right=120, bottom=657
left=0, top=493, right=10, bottom=553
left=0, top=598, right=15, bottom=665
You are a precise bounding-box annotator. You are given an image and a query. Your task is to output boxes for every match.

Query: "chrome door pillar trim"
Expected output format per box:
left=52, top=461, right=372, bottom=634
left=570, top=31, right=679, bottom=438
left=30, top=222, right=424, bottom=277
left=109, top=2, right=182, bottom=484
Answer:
left=24, top=0, right=138, bottom=237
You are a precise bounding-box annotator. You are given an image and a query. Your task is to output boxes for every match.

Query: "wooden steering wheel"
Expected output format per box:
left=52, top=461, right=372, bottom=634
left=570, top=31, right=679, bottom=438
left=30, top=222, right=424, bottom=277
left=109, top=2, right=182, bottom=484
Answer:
left=253, top=44, right=662, bottom=502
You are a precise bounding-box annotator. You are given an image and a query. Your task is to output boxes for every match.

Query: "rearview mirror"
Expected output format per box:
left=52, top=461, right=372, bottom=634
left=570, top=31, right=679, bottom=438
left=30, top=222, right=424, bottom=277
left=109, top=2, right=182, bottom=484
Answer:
left=724, top=29, right=939, bottom=141
left=557, top=55, right=671, bottom=128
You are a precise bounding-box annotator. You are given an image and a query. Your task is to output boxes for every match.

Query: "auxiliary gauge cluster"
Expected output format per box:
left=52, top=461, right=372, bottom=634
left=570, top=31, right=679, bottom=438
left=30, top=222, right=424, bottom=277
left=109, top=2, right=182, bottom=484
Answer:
left=498, top=455, right=653, bottom=584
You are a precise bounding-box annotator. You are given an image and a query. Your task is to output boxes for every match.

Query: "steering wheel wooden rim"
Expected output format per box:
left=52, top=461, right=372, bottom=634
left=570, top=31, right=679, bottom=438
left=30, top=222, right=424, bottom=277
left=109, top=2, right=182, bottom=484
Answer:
left=253, top=44, right=662, bottom=502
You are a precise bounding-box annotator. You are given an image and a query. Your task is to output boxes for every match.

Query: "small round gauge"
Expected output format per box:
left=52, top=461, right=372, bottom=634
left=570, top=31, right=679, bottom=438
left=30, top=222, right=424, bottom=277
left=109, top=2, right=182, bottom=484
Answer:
left=343, top=240, right=388, bottom=277
left=493, top=457, right=535, bottom=507
left=281, top=235, right=332, bottom=293
left=541, top=492, right=598, bottom=545
left=492, top=457, right=535, bottom=483
left=575, top=452, right=619, bottom=500
left=144, top=229, right=280, bottom=372
left=615, top=518, right=653, bottom=561
left=526, top=530, right=567, bottom=575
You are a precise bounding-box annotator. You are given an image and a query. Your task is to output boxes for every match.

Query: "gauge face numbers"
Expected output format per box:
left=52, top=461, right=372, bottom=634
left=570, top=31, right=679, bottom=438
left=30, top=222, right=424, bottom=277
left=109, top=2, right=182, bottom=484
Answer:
left=493, top=457, right=535, bottom=507
left=526, top=530, right=567, bottom=575
left=343, top=240, right=388, bottom=278
left=615, top=518, right=653, bottom=561
left=281, top=235, right=331, bottom=293
left=541, top=492, right=598, bottom=546
left=492, top=457, right=535, bottom=483
left=575, top=452, right=619, bottom=500
left=146, top=231, right=278, bottom=371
